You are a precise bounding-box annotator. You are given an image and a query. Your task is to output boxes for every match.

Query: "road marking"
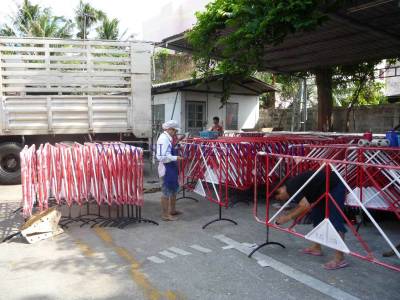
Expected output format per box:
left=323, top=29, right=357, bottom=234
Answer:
left=93, top=227, right=181, bottom=300
left=241, top=242, right=258, bottom=249
left=147, top=256, right=165, bottom=264
left=159, top=250, right=178, bottom=259
left=168, top=247, right=192, bottom=256
left=190, top=244, right=212, bottom=253
left=214, top=234, right=359, bottom=300
left=222, top=245, right=235, bottom=250
left=257, top=260, right=270, bottom=267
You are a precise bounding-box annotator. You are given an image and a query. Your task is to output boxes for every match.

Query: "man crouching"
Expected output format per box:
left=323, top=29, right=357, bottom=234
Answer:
left=274, top=171, right=349, bottom=270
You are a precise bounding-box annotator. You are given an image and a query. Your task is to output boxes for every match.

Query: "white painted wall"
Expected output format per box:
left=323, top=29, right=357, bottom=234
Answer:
left=153, top=91, right=259, bottom=132
left=152, top=91, right=182, bottom=126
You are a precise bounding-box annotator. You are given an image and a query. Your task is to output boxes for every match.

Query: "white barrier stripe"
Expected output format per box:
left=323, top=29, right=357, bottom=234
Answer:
left=269, top=164, right=325, bottom=223
left=330, top=163, right=400, bottom=259
left=198, top=145, right=221, bottom=203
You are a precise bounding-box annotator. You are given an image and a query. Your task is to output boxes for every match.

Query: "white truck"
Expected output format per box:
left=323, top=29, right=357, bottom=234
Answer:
left=0, top=37, right=152, bottom=184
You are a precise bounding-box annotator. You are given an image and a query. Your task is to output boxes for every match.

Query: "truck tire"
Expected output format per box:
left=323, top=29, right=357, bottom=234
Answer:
left=0, top=142, right=22, bottom=185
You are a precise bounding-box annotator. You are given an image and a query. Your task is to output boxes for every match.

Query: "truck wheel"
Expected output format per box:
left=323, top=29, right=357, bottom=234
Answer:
left=0, top=142, right=22, bottom=185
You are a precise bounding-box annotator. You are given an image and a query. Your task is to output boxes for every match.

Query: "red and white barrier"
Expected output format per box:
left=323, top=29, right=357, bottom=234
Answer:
left=252, top=151, right=400, bottom=272
left=20, top=142, right=144, bottom=218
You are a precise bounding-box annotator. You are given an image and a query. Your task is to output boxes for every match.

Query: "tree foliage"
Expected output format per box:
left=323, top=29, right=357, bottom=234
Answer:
left=96, top=17, right=126, bottom=40
left=187, top=0, right=342, bottom=79
left=75, top=0, right=106, bottom=39
left=0, top=0, right=74, bottom=38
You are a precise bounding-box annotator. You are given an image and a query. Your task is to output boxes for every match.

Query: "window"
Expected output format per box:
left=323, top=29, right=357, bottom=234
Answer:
left=152, top=104, right=165, bottom=136
left=226, top=103, right=239, bottom=130
left=186, top=101, right=206, bottom=135
left=152, top=104, right=165, bottom=125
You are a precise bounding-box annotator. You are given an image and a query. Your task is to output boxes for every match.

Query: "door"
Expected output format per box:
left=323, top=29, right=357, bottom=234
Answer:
left=226, top=102, right=239, bottom=130
left=186, top=101, right=206, bottom=135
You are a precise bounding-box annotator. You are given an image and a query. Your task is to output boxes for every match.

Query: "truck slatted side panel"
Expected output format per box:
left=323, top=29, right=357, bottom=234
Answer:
left=0, top=37, right=152, bottom=137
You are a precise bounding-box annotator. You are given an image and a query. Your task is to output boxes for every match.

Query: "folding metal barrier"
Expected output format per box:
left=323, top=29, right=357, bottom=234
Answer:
left=178, top=141, right=238, bottom=228
left=20, top=142, right=157, bottom=228
left=251, top=151, right=400, bottom=272
left=179, top=135, right=357, bottom=199
left=289, top=144, right=400, bottom=218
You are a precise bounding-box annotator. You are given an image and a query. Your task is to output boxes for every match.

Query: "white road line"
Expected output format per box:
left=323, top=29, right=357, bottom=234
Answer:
left=190, top=244, right=212, bottom=253
left=147, top=256, right=165, bottom=264
left=222, top=245, right=235, bottom=250
left=159, top=250, right=177, bottom=259
left=214, top=234, right=360, bottom=300
left=257, top=260, right=270, bottom=267
left=168, top=247, right=192, bottom=256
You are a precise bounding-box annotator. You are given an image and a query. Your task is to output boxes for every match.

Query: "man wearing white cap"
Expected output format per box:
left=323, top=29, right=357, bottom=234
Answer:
left=156, top=120, right=183, bottom=221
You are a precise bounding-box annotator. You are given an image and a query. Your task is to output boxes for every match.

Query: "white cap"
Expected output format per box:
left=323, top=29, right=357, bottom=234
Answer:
left=162, top=120, right=180, bottom=131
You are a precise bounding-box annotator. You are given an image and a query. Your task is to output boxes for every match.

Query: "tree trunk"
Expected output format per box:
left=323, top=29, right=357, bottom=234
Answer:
left=316, top=68, right=333, bottom=132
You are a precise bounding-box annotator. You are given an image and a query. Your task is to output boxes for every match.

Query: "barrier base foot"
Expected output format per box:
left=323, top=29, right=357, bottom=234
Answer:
left=248, top=242, right=285, bottom=258
left=1, top=232, right=21, bottom=243
left=177, top=187, right=199, bottom=202
left=202, top=217, right=238, bottom=229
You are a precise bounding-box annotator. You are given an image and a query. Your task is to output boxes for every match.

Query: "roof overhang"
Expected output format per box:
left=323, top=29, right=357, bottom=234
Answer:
left=157, top=0, right=400, bottom=73
left=152, top=74, right=277, bottom=95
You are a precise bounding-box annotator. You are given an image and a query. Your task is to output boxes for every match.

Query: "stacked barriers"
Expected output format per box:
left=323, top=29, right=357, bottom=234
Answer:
left=178, top=134, right=358, bottom=228
left=179, top=134, right=357, bottom=200
left=20, top=142, right=157, bottom=228
left=251, top=147, right=400, bottom=272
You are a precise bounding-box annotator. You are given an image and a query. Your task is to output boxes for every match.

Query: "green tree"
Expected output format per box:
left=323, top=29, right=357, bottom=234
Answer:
left=332, top=62, right=386, bottom=131
left=186, top=0, right=394, bottom=131
left=96, top=17, right=126, bottom=40
left=75, top=0, right=106, bottom=39
left=0, top=0, right=74, bottom=38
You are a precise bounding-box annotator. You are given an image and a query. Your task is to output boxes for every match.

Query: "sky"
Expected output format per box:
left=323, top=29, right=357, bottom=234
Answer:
left=0, top=0, right=210, bottom=41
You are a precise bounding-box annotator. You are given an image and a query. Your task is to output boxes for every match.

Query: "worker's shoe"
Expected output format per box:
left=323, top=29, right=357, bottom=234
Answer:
left=162, top=214, right=178, bottom=221
left=170, top=210, right=183, bottom=216
left=382, top=244, right=400, bottom=257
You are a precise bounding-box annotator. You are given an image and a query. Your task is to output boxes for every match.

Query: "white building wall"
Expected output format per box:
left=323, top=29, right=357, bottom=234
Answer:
left=153, top=91, right=260, bottom=132
left=182, top=91, right=259, bottom=131
left=152, top=91, right=182, bottom=126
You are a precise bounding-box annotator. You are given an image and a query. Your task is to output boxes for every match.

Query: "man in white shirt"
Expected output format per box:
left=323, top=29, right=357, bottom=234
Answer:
left=156, top=120, right=183, bottom=221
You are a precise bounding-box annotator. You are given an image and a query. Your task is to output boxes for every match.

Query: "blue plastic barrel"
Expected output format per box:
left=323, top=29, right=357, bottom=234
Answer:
left=385, top=130, right=398, bottom=147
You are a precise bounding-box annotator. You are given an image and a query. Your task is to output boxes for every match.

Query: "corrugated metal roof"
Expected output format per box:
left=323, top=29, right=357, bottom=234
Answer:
left=152, top=74, right=277, bottom=95
left=158, top=0, right=400, bottom=73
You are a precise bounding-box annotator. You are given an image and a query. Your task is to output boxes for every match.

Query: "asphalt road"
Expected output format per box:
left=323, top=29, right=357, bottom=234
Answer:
left=0, top=180, right=399, bottom=300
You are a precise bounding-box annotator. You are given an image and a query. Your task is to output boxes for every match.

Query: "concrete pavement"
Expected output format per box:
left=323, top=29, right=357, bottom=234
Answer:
left=0, top=180, right=399, bottom=300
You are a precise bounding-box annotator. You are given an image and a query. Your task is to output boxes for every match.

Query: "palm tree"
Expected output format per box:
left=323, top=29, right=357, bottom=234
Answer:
left=75, top=1, right=106, bottom=39
left=0, top=0, right=74, bottom=38
left=30, top=9, right=74, bottom=38
left=14, top=0, right=41, bottom=35
left=96, top=17, right=121, bottom=40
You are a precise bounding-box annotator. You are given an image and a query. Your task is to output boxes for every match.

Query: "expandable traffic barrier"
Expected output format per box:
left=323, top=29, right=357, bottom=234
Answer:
left=20, top=142, right=157, bottom=228
left=288, top=144, right=400, bottom=218
left=180, top=134, right=357, bottom=200
left=251, top=151, right=400, bottom=272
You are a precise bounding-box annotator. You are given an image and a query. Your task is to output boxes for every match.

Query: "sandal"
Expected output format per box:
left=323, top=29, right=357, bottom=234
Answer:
left=170, top=210, right=183, bottom=216
left=301, top=248, right=323, bottom=256
left=162, top=215, right=178, bottom=221
left=323, top=260, right=349, bottom=270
